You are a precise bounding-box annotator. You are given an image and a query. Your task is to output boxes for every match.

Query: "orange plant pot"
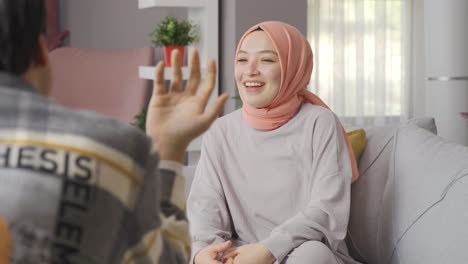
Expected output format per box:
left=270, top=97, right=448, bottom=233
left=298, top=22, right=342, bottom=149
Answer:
left=163, top=45, right=185, bottom=67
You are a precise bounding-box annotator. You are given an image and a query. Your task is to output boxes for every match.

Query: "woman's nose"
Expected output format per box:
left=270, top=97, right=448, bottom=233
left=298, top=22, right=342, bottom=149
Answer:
left=245, top=62, right=260, bottom=76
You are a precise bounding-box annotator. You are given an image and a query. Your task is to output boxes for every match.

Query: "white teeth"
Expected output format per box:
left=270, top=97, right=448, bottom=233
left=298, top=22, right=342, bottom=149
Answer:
left=245, top=82, right=264, bottom=87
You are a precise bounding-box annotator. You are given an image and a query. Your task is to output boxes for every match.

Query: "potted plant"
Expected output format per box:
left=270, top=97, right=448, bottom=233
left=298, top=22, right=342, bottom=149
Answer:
left=150, top=16, right=199, bottom=66
left=132, top=107, right=147, bottom=131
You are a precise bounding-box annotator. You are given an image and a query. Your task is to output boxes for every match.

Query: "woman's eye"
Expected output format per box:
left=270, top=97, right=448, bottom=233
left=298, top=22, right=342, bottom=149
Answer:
left=261, top=58, right=275, bottom=62
left=237, top=58, right=247, bottom=62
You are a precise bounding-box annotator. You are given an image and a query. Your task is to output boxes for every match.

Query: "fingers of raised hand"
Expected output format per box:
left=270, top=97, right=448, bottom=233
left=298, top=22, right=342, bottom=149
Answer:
left=199, top=59, right=217, bottom=108
left=169, top=49, right=183, bottom=93
left=153, top=61, right=165, bottom=96
left=186, top=48, right=201, bottom=95
left=199, top=93, right=229, bottom=128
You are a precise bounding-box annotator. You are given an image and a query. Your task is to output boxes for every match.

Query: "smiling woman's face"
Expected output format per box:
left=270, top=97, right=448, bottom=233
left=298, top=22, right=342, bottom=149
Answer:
left=235, top=30, right=281, bottom=109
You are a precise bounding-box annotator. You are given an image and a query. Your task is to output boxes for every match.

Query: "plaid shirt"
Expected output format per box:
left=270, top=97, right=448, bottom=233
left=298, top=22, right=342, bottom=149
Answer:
left=0, top=72, right=189, bottom=264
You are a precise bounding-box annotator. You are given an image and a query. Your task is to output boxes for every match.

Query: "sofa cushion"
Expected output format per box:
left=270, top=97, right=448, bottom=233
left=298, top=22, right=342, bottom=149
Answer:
left=347, top=125, right=397, bottom=263
left=347, top=129, right=367, bottom=163
left=347, top=119, right=439, bottom=263
left=405, top=116, right=437, bottom=135
left=390, top=175, right=468, bottom=264
left=348, top=124, right=468, bottom=264
left=380, top=125, right=468, bottom=264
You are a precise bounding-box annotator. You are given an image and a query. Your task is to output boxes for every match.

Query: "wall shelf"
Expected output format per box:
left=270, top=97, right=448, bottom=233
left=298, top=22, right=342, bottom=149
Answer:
left=138, top=0, right=218, bottom=152
left=139, top=66, right=207, bottom=80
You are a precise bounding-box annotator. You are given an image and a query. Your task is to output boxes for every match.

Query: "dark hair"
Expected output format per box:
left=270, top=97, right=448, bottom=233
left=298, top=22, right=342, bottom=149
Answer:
left=0, top=0, right=47, bottom=74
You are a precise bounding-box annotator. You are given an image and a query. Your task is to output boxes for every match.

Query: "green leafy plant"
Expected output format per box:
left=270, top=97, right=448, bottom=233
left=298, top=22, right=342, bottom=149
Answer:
left=150, top=16, right=199, bottom=46
left=232, top=95, right=243, bottom=109
left=132, top=107, right=147, bottom=131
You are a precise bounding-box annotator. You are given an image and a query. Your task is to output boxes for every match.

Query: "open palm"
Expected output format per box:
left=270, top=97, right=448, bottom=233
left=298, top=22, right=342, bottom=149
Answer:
left=146, top=48, right=228, bottom=161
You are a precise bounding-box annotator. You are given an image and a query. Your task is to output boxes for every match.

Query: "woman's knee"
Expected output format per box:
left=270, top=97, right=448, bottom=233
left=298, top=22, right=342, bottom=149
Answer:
left=282, top=241, right=340, bottom=264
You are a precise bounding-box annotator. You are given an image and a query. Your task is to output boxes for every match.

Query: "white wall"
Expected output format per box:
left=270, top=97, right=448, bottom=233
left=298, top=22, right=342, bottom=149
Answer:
left=59, top=0, right=186, bottom=60
left=410, top=0, right=426, bottom=118
left=423, top=0, right=468, bottom=145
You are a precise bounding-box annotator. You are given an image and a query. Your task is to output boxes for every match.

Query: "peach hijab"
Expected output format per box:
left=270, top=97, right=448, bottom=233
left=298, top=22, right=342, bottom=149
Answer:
left=235, top=21, right=359, bottom=182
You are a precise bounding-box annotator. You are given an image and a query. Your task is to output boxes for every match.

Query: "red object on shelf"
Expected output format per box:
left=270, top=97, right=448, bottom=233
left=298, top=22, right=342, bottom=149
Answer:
left=163, top=45, right=185, bottom=66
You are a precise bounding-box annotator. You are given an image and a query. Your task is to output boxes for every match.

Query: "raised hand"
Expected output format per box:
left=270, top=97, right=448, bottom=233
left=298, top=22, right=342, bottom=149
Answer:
left=146, top=48, right=229, bottom=162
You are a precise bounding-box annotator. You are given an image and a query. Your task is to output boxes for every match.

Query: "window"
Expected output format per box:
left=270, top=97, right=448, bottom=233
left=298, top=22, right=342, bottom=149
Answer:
left=308, top=0, right=411, bottom=126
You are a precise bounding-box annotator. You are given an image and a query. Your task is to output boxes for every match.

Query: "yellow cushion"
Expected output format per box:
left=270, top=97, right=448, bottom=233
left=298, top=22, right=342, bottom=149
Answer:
left=346, top=129, right=367, bottom=163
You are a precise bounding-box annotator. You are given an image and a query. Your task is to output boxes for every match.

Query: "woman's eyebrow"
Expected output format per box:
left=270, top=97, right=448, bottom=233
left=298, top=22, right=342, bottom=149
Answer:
left=238, top=50, right=278, bottom=55
left=259, top=50, right=278, bottom=56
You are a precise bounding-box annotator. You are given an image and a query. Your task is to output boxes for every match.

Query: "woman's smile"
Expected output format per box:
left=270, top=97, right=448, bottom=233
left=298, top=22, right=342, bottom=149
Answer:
left=244, top=81, right=265, bottom=93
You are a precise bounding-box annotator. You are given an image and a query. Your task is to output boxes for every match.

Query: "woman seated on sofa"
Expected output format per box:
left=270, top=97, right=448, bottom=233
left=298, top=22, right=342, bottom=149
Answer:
left=187, top=21, right=361, bottom=264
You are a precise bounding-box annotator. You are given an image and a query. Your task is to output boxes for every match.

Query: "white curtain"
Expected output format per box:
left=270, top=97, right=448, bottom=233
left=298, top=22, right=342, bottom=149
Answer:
left=307, top=0, right=412, bottom=127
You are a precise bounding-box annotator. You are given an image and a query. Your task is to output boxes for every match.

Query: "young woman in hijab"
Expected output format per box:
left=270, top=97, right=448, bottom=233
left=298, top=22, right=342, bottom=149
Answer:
left=188, top=21, right=360, bottom=264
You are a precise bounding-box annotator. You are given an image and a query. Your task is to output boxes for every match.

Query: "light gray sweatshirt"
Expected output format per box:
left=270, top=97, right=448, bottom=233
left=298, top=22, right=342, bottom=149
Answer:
left=188, top=104, right=359, bottom=263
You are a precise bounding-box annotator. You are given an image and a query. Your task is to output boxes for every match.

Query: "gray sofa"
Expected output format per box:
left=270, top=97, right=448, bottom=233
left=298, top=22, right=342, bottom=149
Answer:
left=184, top=119, right=468, bottom=264
left=347, top=121, right=468, bottom=264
